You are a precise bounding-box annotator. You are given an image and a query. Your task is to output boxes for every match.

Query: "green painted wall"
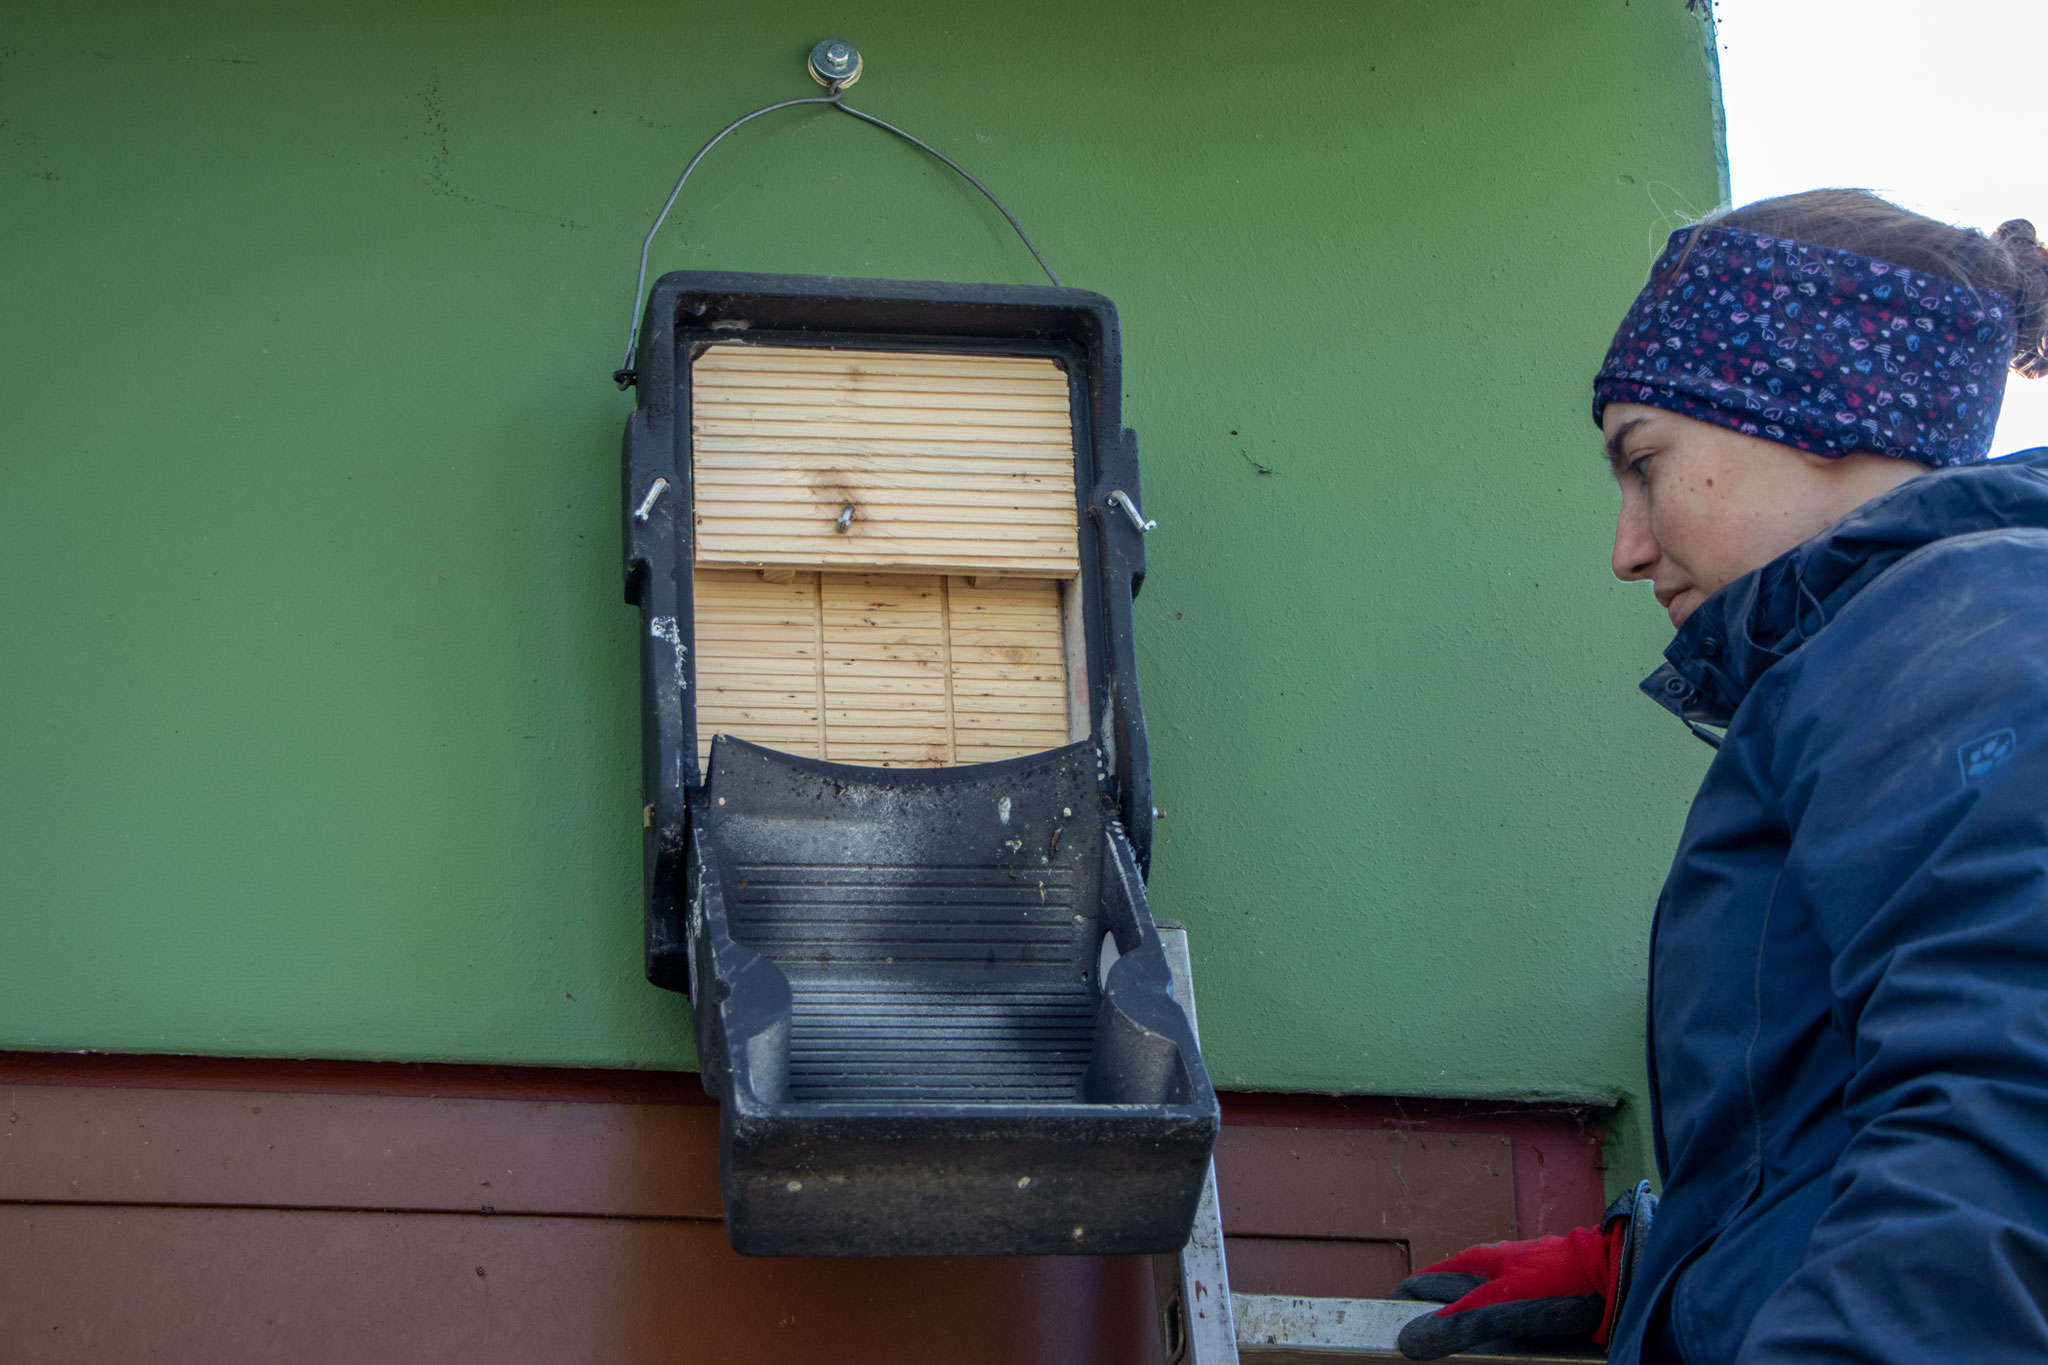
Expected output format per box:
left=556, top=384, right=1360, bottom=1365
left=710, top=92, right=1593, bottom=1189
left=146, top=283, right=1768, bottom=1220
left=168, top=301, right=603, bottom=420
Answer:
left=2, top=3, right=1720, bottom=1179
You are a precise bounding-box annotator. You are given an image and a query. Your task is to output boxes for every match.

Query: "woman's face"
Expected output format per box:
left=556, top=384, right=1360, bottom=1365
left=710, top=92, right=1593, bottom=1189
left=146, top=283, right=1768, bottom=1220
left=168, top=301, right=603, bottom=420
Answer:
left=1602, top=404, right=1923, bottom=629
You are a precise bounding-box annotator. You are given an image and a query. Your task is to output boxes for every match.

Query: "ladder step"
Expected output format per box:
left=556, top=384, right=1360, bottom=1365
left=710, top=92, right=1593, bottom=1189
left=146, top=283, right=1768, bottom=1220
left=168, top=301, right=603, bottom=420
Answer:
left=1231, top=1294, right=1601, bottom=1362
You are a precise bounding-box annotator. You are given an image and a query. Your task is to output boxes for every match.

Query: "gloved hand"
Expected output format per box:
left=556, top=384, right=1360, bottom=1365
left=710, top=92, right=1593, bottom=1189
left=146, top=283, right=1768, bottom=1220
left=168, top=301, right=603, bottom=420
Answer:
left=1391, top=1181, right=1656, bottom=1361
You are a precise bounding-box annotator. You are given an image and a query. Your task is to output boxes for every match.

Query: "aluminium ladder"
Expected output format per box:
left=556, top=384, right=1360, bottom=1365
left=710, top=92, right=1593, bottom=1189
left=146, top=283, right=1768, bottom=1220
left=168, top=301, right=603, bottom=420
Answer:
left=1153, top=926, right=1596, bottom=1365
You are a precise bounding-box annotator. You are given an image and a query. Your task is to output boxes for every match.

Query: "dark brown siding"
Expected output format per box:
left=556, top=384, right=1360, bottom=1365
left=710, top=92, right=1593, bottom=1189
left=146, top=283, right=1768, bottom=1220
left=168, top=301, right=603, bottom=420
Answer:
left=3, top=1206, right=1151, bottom=1363
left=1211, top=1096, right=1607, bottom=1300
left=0, top=1054, right=1606, bottom=1361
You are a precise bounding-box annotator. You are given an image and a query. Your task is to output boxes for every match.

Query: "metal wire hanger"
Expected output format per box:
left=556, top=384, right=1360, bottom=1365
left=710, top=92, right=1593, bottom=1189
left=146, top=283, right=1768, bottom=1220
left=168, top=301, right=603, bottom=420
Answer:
left=613, top=39, right=1060, bottom=389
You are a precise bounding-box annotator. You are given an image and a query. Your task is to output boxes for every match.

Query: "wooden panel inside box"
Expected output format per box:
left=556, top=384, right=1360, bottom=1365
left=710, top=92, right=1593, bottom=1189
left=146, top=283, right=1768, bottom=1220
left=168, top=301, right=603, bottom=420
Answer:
left=690, top=343, right=1086, bottom=768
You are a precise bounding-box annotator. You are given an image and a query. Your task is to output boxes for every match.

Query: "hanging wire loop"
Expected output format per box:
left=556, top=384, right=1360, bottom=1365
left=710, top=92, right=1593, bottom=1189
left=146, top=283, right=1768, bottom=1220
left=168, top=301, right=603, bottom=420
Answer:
left=615, top=94, right=838, bottom=387
left=830, top=99, right=1060, bottom=290
left=614, top=84, right=1059, bottom=388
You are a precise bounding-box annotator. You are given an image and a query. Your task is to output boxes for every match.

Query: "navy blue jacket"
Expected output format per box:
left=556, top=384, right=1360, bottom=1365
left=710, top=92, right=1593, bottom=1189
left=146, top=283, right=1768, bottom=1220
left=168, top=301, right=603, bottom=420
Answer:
left=1607, top=449, right=2048, bottom=1363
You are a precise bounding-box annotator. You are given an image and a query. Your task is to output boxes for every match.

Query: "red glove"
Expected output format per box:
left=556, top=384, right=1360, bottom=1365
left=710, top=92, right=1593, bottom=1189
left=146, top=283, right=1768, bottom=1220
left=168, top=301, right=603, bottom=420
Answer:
left=1391, top=1182, right=1655, bottom=1361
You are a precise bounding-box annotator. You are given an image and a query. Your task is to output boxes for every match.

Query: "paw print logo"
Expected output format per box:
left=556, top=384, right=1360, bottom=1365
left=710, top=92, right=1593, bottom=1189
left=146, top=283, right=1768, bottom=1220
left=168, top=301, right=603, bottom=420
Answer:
left=1959, top=729, right=2018, bottom=781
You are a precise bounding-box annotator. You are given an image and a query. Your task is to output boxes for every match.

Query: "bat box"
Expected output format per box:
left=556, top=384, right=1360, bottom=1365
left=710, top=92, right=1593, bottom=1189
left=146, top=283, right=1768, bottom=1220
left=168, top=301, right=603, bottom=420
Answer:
left=621, top=273, right=1217, bottom=1256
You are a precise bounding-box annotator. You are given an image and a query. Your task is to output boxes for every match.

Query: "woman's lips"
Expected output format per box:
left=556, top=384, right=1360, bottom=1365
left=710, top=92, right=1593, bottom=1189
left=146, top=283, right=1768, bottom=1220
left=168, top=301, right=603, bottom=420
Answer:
left=1656, top=586, right=1688, bottom=625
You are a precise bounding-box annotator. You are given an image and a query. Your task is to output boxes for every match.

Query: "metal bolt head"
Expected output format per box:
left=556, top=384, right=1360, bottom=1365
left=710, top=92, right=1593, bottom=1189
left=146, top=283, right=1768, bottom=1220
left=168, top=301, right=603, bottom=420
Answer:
left=808, top=38, right=862, bottom=87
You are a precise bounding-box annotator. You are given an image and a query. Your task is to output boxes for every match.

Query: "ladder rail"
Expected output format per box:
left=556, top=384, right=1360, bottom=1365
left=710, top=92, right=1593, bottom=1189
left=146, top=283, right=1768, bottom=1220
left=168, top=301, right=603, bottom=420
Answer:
left=1152, top=924, right=1239, bottom=1365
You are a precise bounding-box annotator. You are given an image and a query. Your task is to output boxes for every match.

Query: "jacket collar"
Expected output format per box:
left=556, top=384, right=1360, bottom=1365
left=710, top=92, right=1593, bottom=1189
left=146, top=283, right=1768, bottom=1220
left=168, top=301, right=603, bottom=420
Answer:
left=1644, top=448, right=2048, bottom=727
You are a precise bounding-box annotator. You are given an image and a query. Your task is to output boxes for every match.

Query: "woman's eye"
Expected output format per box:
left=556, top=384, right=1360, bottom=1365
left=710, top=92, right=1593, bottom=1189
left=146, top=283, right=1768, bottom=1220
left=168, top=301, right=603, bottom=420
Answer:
left=1626, top=454, right=1653, bottom=481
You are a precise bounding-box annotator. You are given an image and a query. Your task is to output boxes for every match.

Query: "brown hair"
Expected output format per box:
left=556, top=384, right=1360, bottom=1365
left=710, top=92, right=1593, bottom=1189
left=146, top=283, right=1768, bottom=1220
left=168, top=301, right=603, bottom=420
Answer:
left=1699, top=189, right=2048, bottom=379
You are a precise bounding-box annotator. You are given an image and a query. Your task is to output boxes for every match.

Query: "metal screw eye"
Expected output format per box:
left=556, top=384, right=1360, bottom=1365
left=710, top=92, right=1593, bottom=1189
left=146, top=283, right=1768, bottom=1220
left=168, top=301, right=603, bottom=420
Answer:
left=1107, top=489, right=1156, bottom=533
left=633, top=477, right=671, bottom=522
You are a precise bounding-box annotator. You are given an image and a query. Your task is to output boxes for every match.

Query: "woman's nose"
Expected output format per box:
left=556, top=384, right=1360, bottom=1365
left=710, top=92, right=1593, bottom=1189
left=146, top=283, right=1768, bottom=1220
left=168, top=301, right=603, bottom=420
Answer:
left=1612, top=496, right=1658, bottom=582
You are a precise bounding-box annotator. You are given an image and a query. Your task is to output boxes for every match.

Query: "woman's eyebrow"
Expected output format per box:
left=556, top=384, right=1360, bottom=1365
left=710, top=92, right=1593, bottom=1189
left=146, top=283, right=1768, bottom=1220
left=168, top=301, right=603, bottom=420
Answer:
left=1605, top=416, right=1652, bottom=474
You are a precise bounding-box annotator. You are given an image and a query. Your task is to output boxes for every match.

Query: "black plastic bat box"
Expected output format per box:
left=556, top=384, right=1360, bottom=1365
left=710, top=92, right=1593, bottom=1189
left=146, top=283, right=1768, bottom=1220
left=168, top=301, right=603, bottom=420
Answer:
left=620, top=273, right=1217, bottom=1257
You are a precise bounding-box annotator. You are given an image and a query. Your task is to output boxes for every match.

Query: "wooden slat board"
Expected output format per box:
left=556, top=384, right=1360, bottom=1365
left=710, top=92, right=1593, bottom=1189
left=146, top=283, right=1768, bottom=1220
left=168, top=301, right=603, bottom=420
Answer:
left=694, top=570, right=1071, bottom=769
left=692, top=571, right=825, bottom=761
left=946, top=575, right=1072, bottom=766
left=690, top=345, right=1081, bottom=577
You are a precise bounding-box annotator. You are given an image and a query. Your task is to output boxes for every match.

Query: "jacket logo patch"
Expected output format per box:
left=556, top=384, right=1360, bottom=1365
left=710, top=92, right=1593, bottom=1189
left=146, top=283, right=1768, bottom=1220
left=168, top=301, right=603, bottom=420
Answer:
left=1959, top=729, right=2018, bottom=781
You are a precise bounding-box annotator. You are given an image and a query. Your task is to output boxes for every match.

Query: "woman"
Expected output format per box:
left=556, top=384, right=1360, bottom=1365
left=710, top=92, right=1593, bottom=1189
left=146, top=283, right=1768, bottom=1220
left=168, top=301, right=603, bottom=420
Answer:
left=1395, top=191, right=2048, bottom=1362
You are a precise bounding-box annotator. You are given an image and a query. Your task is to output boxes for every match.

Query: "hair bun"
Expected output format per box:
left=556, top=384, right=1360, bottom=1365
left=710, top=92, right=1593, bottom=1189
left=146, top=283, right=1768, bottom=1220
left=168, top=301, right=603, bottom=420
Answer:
left=1995, top=218, right=2041, bottom=249
left=1996, top=219, right=2048, bottom=378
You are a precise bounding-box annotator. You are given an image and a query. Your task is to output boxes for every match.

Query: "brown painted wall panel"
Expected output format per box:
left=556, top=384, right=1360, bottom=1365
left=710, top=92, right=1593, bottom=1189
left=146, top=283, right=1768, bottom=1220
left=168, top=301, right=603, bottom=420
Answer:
left=1219, top=1093, right=1609, bottom=1240
left=0, top=1057, right=1611, bottom=1360
left=1213, top=1127, right=1516, bottom=1269
left=1223, top=1235, right=1411, bottom=1299
left=0, top=1203, right=1156, bottom=1365
left=0, top=1084, right=723, bottom=1218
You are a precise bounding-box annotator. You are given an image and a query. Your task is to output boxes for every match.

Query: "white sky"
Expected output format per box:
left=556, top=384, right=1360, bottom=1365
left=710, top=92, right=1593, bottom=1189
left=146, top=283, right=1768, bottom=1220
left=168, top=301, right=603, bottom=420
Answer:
left=1713, top=0, right=2048, bottom=454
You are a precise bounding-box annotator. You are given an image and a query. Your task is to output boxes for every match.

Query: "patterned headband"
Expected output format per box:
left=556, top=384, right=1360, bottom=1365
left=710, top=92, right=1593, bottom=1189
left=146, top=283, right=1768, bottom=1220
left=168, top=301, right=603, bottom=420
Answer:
left=1592, top=225, right=2016, bottom=466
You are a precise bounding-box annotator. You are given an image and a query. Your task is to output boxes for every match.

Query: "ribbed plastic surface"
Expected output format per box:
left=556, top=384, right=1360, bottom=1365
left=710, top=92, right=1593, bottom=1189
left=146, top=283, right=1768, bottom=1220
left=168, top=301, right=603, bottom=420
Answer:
left=729, top=861, right=1097, bottom=1103
left=782, top=988, right=1098, bottom=1103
